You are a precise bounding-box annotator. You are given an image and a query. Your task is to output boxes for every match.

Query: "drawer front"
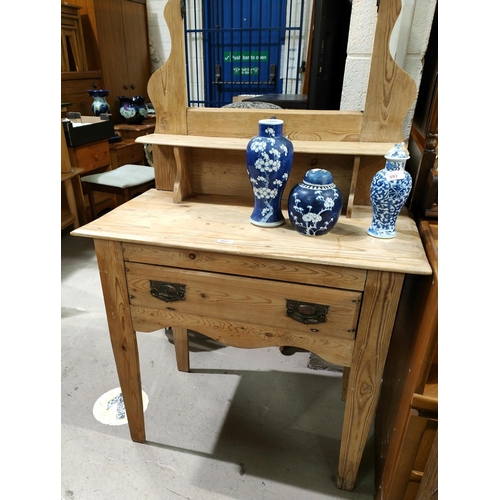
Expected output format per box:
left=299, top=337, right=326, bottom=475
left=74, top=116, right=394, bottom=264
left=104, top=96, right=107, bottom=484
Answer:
left=71, top=140, right=110, bottom=172
left=122, top=243, right=366, bottom=291
left=126, top=262, right=362, bottom=340
left=111, top=141, right=145, bottom=169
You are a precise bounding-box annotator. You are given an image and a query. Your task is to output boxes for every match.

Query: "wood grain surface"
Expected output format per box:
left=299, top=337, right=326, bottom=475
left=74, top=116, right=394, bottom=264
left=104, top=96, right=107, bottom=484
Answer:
left=94, top=239, right=145, bottom=442
left=73, top=190, right=431, bottom=276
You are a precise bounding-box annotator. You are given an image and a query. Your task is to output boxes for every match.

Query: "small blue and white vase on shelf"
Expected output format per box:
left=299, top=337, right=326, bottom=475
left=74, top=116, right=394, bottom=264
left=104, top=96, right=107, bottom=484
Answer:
left=88, top=89, right=111, bottom=116
left=367, top=142, right=412, bottom=239
left=246, top=118, right=294, bottom=227
left=117, top=95, right=148, bottom=124
left=288, top=169, right=343, bottom=236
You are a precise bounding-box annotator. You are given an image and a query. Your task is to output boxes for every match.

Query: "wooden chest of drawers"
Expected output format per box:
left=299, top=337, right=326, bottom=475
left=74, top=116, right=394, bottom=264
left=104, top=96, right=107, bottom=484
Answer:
left=109, top=139, right=145, bottom=170
left=68, top=139, right=110, bottom=173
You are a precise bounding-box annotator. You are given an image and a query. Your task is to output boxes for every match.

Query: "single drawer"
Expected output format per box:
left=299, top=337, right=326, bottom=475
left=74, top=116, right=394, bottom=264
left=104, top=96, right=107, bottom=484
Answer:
left=110, top=140, right=145, bottom=169
left=126, top=262, right=362, bottom=340
left=70, top=139, right=110, bottom=172
left=122, top=243, right=367, bottom=291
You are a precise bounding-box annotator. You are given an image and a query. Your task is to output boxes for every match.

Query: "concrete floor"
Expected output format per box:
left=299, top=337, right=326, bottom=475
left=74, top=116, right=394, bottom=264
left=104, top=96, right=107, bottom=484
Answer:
left=61, top=227, right=376, bottom=499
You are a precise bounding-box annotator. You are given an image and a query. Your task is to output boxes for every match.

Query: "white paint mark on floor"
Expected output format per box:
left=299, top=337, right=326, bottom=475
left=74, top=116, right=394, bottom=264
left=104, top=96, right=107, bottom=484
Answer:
left=93, top=387, right=149, bottom=426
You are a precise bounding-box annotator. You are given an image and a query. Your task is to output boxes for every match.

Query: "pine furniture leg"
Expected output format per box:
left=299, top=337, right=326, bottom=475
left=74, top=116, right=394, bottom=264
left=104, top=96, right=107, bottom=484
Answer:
left=94, top=239, right=145, bottom=442
left=341, top=367, right=350, bottom=402
left=63, top=177, right=80, bottom=228
left=172, top=326, right=190, bottom=372
left=86, top=188, right=98, bottom=220
left=337, top=270, right=405, bottom=490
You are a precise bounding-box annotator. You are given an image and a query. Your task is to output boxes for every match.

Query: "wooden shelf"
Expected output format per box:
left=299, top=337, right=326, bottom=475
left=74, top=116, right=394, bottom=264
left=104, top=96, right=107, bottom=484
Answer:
left=61, top=70, right=102, bottom=80
left=136, top=133, right=395, bottom=156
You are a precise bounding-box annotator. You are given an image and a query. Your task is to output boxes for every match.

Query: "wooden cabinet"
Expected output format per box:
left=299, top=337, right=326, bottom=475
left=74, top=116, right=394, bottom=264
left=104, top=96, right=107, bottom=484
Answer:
left=68, top=0, right=151, bottom=121
left=61, top=2, right=88, bottom=72
left=61, top=2, right=103, bottom=116
left=114, top=122, right=156, bottom=141
left=407, top=7, right=438, bottom=220
left=68, top=139, right=111, bottom=173
left=109, top=139, right=145, bottom=170
left=61, top=70, right=103, bottom=116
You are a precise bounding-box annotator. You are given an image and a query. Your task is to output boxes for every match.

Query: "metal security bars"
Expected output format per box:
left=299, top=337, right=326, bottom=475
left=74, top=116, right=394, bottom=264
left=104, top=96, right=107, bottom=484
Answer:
left=184, top=0, right=309, bottom=107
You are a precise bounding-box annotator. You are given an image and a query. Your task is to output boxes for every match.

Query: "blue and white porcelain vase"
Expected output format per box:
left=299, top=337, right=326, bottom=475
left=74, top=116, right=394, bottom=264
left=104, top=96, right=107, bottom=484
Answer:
left=367, top=142, right=412, bottom=238
left=288, top=169, right=343, bottom=236
left=246, top=118, right=294, bottom=227
left=88, top=89, right=110, bottom=116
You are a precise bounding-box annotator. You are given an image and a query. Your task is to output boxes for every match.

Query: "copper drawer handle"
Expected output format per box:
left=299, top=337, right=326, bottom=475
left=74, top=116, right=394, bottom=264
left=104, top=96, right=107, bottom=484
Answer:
left=150, top=280, right=186, bottom=302
left=286, top=299, right=329, bottom=324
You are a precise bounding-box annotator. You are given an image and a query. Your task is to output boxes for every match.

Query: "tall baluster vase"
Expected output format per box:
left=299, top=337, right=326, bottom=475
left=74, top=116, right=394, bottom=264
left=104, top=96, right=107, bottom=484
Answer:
left=246, top=118, right=294, bottom=227
left=367, top=142, right=412, bottom=238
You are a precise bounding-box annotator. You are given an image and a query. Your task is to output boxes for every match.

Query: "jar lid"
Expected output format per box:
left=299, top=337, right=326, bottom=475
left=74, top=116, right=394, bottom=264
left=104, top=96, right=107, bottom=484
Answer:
left=303, top=168, right=334, bottom=186
left=385, top=142, right=410, bottom=161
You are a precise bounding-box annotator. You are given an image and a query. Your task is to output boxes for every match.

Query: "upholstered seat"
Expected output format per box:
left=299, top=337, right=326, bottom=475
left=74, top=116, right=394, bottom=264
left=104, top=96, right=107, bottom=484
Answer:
left=81, top=164, right=155, bottom=220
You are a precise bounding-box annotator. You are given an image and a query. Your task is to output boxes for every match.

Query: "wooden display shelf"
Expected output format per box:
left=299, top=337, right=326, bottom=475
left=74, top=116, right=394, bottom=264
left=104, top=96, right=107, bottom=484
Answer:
left=136, top=134, right=396, bottom=216
left=136, top=133, right=395, bottom=156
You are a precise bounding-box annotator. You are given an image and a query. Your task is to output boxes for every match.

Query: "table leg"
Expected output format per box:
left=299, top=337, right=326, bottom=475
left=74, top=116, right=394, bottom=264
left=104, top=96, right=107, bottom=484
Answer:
left=71, top=173, right=87, bottom=226
left=86, top=188, right=98, bottom=220
left=337, top=270, right=404, bottom=491
left=63, top=177, right=80, bottom=228
left=172, top=326, right=190, bottom=372
left=94, top=239, right=145, bottom=442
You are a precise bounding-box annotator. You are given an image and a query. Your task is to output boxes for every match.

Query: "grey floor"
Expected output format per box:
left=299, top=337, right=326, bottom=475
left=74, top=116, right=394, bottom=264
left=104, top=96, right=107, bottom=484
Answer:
left=61, top=227, right=376, bottom=500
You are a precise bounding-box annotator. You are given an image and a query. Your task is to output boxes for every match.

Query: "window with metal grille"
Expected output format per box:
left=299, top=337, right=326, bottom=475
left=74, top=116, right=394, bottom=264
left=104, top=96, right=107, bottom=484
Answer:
left=184, top=0, right=309, bottom=107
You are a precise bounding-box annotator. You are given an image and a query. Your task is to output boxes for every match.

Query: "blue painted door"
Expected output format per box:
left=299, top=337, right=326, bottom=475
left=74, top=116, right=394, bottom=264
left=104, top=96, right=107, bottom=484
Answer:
left=201, top=0, right=288, bottom=106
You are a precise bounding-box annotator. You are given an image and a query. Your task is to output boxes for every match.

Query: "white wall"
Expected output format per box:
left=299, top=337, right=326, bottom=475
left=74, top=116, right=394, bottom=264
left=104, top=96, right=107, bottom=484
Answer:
left=145, top=0, right=437, bottom=139
left=146, top=0, right=172, bottom=73
left=342, top=0, right=437, bottom=139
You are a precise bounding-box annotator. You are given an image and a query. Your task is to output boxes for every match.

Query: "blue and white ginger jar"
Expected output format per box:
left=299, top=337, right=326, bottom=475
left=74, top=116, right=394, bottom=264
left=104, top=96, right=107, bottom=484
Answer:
left=367, top=142, right=412, bottom=239
left=246, top=118, right=294, bottom=227
left=288, top=169, right=343, bottom=236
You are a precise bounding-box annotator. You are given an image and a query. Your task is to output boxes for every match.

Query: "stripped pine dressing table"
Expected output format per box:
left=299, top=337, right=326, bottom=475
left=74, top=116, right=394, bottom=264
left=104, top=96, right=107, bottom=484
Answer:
left=72, top=0, right=431, bottom=491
